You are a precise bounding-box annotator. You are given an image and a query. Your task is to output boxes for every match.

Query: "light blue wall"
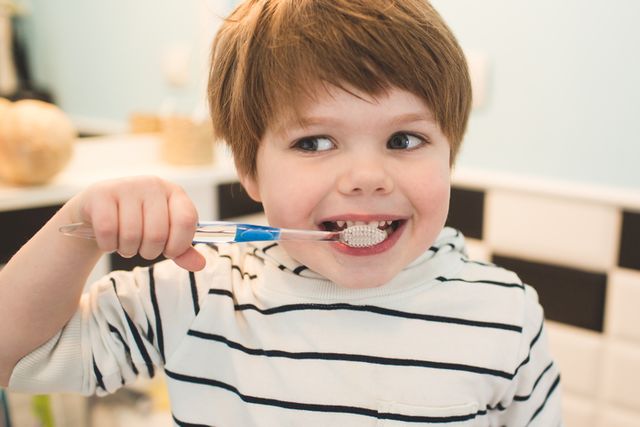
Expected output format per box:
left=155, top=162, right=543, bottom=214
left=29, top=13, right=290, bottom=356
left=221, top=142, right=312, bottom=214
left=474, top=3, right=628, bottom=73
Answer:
left=24, top=0, right=220, bottom=122
left=431, top=0, right=640, bottom=190
left=21, top=0, right=640, bottom=190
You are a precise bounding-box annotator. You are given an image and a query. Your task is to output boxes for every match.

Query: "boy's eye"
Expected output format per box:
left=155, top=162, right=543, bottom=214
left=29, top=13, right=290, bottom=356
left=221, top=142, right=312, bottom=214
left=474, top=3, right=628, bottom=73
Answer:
left=387, top=132, right=425, bottom=150
left=293, top=136, right=335, bottom=152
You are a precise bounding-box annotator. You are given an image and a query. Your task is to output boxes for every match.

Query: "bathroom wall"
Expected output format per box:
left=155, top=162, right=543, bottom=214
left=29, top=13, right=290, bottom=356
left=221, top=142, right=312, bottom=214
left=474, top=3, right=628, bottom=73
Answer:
left=431, top=0, right=640, bottom=191
left=18, top=0, right=640, bottom=191
left=20, top=0, right=233, bottom=129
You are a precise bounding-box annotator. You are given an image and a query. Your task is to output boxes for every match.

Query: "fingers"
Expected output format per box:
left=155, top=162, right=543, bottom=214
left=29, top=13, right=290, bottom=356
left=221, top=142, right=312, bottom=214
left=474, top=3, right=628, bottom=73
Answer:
left=87, top=194, right=119, bottom=253
left=164, top=187, right=198, bottom=261
left=76, top=177, right=204, bottom=270
left=138, top=194, right=169, bottom=260
left=173, top=247, right=206, bottom=272
left=117, top=194, right=143, bottom=258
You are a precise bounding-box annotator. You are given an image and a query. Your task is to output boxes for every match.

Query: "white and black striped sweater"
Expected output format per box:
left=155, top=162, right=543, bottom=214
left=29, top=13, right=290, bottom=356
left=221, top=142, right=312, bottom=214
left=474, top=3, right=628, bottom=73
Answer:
left=9, top=227, right=562, bottom=426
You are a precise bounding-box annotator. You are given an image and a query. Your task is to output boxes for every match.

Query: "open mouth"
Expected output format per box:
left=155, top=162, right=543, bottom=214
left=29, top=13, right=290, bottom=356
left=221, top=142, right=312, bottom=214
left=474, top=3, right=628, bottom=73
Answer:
left=320, top=219, right=403, bottom=240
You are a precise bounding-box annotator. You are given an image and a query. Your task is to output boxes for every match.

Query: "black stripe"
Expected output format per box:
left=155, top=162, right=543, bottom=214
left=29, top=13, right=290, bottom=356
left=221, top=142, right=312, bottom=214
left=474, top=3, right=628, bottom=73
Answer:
left=107, top=323, right=140, bottom=375
left=529, top=319, right=544, bottom=349
left=172, top=414, right=212, bottom=427
left=436, top=276, right=525, bottom=289
left=145, top=318, right=155, bottom=344
left=165, top=369, right=484, bottom=423
left=187, top=330, right=513, bottom=379
left=189, top=271, right=200, bottom=315
left=92, top=357, right=106, bottom=391
left=207, top=288, right=522, bottom=333
left=208, top=288, right=234, bottom=299
left=111, top=278, right=156, bottom=378
left=514, top=321, right=545, bottom=376
left=262, top=243, right=278, bottom=253
left=292, top=265, right=308, bottom=275
left=488, top=361, right=556, bottom=413
left=148, top=266, right=164, bottom=363
left=218, top=255, right=258, bottom=280
left=460, top=257, right=495, bottom=267
left=232, top=265, right=257, bottom=280
left=514, top=362, right=554, bottom=402
left=527, top=374, right=561, bottom=425
left=440, top=243, right=456, bottom=252
left=428, top=243, right=457, bottom=254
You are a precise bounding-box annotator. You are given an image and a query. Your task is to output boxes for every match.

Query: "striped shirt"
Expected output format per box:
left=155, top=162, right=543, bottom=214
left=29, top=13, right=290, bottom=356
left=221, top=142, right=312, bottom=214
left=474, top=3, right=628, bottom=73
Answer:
left=9, top=227, right=562, bottom=426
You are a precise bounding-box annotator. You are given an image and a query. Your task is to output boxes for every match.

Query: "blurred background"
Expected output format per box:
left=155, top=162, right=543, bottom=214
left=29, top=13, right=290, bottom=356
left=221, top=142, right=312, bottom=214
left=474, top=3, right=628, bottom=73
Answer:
left=4, top=0, right=639, bottom=189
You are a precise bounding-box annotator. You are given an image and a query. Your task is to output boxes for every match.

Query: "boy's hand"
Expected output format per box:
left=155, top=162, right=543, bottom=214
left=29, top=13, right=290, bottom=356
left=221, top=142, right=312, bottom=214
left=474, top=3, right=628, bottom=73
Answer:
left=67, top=176, right=206, bottom=271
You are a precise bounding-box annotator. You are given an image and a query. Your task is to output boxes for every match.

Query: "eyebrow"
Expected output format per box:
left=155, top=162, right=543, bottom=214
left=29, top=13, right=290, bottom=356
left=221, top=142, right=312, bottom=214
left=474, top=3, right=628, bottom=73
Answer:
left=277, top=112, right=435, bottom=134
left=388, top=112, right=436, bottom=126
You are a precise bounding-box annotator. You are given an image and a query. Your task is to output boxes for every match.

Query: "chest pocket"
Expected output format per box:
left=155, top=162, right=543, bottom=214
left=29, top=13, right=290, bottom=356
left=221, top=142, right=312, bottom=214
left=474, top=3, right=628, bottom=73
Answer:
left=377, top=401, right=481, bottom=426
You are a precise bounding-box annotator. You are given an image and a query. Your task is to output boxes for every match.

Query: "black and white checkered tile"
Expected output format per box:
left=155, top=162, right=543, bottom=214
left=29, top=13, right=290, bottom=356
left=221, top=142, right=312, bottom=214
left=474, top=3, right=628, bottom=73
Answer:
left=447, top=184, right=640, bottom=427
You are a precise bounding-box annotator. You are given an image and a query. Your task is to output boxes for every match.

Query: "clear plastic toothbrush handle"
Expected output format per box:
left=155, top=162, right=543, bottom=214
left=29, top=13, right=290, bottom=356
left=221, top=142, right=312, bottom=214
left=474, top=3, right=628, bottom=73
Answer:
left=58, top=221, right=282, bottom=244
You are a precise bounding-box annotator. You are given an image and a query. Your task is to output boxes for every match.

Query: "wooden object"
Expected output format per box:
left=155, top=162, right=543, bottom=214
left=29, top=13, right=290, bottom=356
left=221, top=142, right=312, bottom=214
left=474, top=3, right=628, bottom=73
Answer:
left=0, top=99, right=76, bottom=185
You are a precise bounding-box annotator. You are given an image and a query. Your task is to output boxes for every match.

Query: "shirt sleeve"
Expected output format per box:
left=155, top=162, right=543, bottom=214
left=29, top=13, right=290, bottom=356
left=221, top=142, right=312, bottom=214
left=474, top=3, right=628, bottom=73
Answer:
left=8, top=251, right=214, bottom=396
left=491, top=284, right=563, bottom=426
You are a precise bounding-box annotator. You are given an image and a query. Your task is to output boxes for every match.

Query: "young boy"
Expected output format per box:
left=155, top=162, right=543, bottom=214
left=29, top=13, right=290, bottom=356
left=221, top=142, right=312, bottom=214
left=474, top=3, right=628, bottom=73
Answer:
left=0, top=0, right=562, bottom=425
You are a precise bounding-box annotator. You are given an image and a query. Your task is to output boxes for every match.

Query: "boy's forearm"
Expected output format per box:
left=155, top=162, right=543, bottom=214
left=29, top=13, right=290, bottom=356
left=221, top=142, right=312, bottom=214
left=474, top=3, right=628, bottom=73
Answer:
left=0, top=203, right=102, bottom=386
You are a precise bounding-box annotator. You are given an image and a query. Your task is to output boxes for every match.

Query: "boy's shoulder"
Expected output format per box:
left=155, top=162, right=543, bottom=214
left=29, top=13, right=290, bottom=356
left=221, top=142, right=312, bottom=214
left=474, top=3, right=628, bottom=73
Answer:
left=433, top=245, right=543, bottom=332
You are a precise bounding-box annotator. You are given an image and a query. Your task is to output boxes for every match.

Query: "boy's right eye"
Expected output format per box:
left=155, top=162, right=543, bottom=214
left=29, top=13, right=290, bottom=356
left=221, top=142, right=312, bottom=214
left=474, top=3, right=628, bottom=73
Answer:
left=292, top=136, right=335, bottom=152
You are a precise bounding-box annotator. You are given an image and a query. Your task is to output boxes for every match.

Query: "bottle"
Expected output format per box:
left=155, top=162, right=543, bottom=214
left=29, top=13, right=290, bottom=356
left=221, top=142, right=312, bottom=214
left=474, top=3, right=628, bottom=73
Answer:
left=0, top=2, right=18, bottom=97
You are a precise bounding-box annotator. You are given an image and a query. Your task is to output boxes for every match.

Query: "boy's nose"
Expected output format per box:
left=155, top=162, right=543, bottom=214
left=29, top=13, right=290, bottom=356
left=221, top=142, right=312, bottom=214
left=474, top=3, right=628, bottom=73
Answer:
left=337, top=156, right=394, bottom=196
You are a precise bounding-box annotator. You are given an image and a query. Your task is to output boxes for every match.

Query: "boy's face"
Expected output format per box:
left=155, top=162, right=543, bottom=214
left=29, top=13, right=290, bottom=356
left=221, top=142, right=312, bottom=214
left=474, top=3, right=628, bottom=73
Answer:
left=241, top=84, right=451, bottom=289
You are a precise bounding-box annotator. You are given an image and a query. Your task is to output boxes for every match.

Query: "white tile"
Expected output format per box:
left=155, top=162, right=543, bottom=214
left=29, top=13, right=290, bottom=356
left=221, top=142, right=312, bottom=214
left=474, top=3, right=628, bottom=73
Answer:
left=485, top=190, right=621, bottom=271
left=601, top=340, right=640, bottom=411
left=464, top=237, right=491, bottom=262
left=562, top=393, right=598, bottom=427
left=547, top=321, right=603, bottom=397
left=598, top=404, right=640, bottom=427
left=605, top=269, right=640, bottom=343
left=185, top=184, right=217, bottom=220
left=226, top=213, right=268, bottom=225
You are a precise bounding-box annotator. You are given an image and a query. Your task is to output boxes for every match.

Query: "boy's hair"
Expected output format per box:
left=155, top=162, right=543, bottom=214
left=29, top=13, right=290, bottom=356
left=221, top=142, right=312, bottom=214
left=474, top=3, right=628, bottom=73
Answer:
left=209, top=0, right=472, bottom=177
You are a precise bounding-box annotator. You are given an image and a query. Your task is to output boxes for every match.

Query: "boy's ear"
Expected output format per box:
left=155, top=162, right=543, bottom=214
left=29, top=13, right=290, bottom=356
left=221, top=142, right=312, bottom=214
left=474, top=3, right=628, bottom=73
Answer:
left=239, top=172, right=262, bottom=202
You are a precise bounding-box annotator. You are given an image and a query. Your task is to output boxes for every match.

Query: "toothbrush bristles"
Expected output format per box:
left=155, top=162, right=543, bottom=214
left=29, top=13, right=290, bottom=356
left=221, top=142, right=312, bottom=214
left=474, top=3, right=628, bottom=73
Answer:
left=339, top=225, right=387, bottom=248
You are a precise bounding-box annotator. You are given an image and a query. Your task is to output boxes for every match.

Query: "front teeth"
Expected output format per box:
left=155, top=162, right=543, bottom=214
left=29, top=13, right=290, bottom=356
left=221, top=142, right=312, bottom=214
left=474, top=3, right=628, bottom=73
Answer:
left=341, top=220, right=393, bottom=229
left=342, top=220, right=378, bottom=228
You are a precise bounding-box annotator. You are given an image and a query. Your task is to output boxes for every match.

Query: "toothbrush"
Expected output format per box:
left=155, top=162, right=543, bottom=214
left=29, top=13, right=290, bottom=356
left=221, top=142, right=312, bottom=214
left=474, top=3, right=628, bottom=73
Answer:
left=58, top=221, right=387, bottom=248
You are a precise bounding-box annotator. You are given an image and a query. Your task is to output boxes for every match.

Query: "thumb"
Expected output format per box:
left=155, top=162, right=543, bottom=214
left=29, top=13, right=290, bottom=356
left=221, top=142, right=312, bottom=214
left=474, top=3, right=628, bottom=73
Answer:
left=172, top=246, right=206, bottom=272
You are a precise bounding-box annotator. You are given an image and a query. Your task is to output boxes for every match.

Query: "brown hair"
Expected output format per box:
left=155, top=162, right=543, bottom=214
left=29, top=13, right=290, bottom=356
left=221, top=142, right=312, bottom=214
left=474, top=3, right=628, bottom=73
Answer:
left=209, top=0, right=472, bottom=176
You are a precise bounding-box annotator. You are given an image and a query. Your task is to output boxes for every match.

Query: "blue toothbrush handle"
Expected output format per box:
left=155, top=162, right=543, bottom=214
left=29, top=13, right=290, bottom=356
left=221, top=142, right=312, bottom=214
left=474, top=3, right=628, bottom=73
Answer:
left=232, top=223, right=282, bottom=242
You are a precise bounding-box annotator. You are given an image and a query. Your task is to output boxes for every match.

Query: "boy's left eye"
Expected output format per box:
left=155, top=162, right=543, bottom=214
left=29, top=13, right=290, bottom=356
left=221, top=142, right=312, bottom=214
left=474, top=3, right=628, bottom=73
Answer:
left=387, top=132, right=425, bottom=150
left=292, top=136, right=335, bottom=152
